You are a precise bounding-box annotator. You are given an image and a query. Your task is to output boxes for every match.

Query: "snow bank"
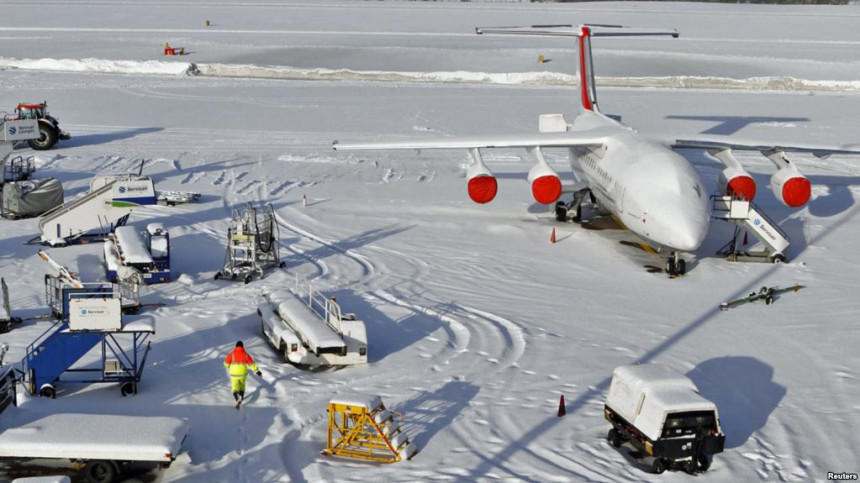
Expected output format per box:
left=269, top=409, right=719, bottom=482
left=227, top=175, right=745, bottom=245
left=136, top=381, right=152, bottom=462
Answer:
left=0, top=57, right=195, bottom=76
left=4, top=56, right=859, bottom=92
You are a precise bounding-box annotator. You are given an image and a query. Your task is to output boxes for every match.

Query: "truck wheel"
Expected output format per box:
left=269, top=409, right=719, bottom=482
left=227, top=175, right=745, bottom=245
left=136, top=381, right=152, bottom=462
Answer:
left=83, top=459, right=118, bottom=483
left=214, top=271, right=222, bottom=280
left=40, top=384, right=56, bottom=399
left=120, top=382, right=136, bottom=396
left=698, top=454, right=711, bottom=472
left=244, top=275, right=252, bottom=284
left=607, top=429, right=622, bottom=448
left=28, top=122, right=58, bottom=150
left=652, top=458, right=667, bottom=474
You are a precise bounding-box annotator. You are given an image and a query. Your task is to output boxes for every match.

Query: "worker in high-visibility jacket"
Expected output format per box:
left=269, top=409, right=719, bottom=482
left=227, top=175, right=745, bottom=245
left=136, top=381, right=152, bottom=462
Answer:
left=224, top=340, right=261, bottom=402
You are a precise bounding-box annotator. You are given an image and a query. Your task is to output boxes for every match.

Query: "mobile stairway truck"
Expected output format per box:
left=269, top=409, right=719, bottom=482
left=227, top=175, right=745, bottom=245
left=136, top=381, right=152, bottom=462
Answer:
left=0, top=365, right=189, bottom=483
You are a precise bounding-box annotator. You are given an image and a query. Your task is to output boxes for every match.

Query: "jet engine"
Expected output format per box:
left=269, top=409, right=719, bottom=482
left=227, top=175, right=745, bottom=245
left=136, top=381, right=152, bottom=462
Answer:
left=527, top=147, right=562, bottom=204
left=466, top=148, right=497, bottom=204
left=717, top=166, right=756, bottom=201
left=770, top=165, right=810, bottom=208
left=766, top=151, right=810, bottom=208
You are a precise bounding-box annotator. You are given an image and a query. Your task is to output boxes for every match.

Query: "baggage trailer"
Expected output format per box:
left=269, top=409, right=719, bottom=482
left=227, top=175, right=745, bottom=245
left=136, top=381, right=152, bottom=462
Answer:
left=259, top=276, right=367, bottom=367
left=0, top=366, right=189, bottom=483
left=104, top=224, right=170, bottom=284
left=604, top=364, right=725, bottom=474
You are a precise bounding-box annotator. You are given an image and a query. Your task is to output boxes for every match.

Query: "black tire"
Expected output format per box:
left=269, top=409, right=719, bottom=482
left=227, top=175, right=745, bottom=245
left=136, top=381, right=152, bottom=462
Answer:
left=772, top=254, right=786, bottom=264
left=554, top=202, right=568, bottom=222
left=40, top=385, right=56, bottom=399
left=677, top=259, right=686, bottom=275
left=279, top=261, right=286, bottom=269
left=83, top=460, right=118, bottom=483
left=665, top=258, right=676, bottom=276
left=684, top=458, right=696, bottom=474
left=607, top=429, right=622, bottom=448
left=652, top=458, right=667, bottom=475
left=120, top=382, right=136, bottom=396
left=698, top=454, right=711, bottom=472
left=28, top=122, right=58, bottom=150
left=765, top=296, right=774, bottom=305
left=214, top=272, right=222, bottom=280
left=244, top=275, right=252, bottom=284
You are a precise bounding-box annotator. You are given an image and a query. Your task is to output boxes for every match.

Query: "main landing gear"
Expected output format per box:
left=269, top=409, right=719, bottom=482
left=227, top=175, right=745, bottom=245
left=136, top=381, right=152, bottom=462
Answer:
left=665, top=251, right=687, bottom=277
left=555, top=188, right=594, bottom=223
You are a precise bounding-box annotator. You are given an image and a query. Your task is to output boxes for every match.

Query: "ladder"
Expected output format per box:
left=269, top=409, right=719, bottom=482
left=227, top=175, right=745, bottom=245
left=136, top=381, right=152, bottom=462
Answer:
left=711, top=195, right=790, bottom=263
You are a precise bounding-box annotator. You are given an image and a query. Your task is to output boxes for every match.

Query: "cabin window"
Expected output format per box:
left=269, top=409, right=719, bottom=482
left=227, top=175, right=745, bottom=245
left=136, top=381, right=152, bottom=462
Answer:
left=663, top=411, right=717, bottom=435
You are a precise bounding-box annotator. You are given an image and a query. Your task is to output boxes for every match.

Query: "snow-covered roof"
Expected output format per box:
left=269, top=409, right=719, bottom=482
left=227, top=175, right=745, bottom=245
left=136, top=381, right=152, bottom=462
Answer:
left=0, top=414, right=189, bottom=461
left=146, top=223, right=166, bottom=235
left=114, top=226, right=153, bottom=265
left=265, top=289, right=345, bottom=351
left=606, top=363, right=718, bottom=441
left=121, top=314, right=156, bottom=333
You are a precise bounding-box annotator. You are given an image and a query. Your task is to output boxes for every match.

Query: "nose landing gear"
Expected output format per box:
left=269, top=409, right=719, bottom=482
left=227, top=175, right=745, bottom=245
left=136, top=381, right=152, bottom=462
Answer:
left=665, top=251, right=687, bottom=277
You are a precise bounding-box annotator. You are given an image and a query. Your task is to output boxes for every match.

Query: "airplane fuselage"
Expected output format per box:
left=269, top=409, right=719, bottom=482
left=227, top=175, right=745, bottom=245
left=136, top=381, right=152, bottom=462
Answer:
left=568, top=111, right=710, bottom=252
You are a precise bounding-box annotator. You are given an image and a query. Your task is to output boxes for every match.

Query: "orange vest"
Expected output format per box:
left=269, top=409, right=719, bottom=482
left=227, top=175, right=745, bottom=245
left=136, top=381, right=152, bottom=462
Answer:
left=224, top=347, right=258, bottom=377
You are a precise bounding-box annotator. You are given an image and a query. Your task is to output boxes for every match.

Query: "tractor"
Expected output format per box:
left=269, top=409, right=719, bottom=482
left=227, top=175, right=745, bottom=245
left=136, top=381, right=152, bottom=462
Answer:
left=14, top=102, right=71, bottom=150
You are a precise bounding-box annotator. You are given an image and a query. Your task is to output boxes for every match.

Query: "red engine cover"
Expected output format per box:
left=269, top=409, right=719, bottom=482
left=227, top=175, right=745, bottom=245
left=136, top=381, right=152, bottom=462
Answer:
left=467, top=175, right=498, bottom=204
left=726, top=175, right=756, bottom=201
left=780, top=176, right=811, bottom=208
left=531, top=176, right=562, bottom=204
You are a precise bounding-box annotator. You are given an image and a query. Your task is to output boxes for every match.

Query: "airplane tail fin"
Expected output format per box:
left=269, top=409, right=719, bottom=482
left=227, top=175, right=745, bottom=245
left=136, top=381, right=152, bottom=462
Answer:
left=476, top=25, right=678, bottom=114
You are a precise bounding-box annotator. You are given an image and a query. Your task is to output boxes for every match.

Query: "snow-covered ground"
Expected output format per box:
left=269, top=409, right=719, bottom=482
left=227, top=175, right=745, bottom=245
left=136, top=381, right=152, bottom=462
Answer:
left=1, top=1, right=859, bottom=481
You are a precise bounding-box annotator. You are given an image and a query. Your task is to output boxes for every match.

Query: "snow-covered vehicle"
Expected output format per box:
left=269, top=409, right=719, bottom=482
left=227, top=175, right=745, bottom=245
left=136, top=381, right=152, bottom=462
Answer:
left=258, top=276, right=367, bottom=367
left=604, top=364, right=725, bottom=474
left=104, top=224, right=171, bottom=284
left=0, top=366, right=189, bottom=483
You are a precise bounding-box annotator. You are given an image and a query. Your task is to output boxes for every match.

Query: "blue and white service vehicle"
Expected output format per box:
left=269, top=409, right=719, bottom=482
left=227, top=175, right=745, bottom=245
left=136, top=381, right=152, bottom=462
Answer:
left=104, top=224, right=170, bottom=284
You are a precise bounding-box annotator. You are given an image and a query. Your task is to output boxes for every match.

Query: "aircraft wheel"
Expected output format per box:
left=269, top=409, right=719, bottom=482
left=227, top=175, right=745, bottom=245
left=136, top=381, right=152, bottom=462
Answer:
left=665, top=258, right=677, bottom=276
left=677, top=258, right=686, bottom=275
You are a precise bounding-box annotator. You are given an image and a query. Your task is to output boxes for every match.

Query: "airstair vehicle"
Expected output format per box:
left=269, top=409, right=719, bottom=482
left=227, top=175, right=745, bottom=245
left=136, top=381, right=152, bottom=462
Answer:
left=259, top=275, right=368, bottom=367
left=36, top=175, right=157, bottom=246
left=712, top=195, right=790, bottom=263
left=0, top=278, right=21, bottom=333
left=105, top=224, right=171, bottom=284
left=215, top=203, right=285, bottom=284
left=322, top=394, right=418, bottom=463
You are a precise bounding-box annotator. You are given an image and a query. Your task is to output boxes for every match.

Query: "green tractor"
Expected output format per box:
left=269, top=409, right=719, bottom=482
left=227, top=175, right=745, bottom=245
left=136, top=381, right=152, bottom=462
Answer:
left=14, top=102, right=71, bottom=150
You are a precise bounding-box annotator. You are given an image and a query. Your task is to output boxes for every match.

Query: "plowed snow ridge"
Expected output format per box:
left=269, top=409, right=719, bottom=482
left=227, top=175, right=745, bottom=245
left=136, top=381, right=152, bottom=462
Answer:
left=3, top=56, right=860, bottom=92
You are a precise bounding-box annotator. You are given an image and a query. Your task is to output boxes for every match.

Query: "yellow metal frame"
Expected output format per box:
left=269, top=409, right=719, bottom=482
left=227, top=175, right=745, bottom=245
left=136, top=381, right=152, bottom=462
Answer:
left=323, top=400, right=405, bottom=463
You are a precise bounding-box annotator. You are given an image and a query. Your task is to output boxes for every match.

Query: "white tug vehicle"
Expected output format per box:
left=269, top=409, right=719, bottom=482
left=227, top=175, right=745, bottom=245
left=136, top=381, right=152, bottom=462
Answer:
left=258, top=275, right=367, bottom=367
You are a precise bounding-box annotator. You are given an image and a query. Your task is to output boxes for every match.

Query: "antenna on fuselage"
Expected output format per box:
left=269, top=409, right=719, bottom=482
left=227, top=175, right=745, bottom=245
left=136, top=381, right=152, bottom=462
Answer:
left=476, top=25, right=679, bottom=113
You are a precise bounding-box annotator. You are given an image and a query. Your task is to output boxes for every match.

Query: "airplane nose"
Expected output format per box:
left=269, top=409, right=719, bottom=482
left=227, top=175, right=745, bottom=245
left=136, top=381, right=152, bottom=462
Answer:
left=646, top=201, right=708, bottom=251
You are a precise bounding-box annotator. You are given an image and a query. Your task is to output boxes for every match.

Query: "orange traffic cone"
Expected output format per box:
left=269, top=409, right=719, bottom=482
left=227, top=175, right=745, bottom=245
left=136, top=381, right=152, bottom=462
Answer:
left=742, top=231, right=749, bottom=246
left=551, top=228, right=557, bottom=244
left=557, top=395, right=566, bottom=417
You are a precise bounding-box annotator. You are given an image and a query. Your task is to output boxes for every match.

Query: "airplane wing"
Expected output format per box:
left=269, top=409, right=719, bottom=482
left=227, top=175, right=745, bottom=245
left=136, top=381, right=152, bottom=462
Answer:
left=673, top=138, right=860, bottom=157
left=333, top=131, right=606, bottom=151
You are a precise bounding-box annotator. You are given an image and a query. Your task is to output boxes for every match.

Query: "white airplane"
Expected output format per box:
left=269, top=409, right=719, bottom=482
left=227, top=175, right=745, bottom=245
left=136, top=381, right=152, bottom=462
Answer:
left=333, top=25, right=860, bottom=276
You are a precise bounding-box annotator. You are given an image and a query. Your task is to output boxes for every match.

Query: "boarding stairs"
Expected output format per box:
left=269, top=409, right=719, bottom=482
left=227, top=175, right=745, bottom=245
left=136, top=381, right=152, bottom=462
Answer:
left=23, top=322, right=101, bottom=396
left=36, top=179, right=129, bottom=246
left=322, top=394, right=418, bottom=463
left=712, top=195, right=790, bottom=263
